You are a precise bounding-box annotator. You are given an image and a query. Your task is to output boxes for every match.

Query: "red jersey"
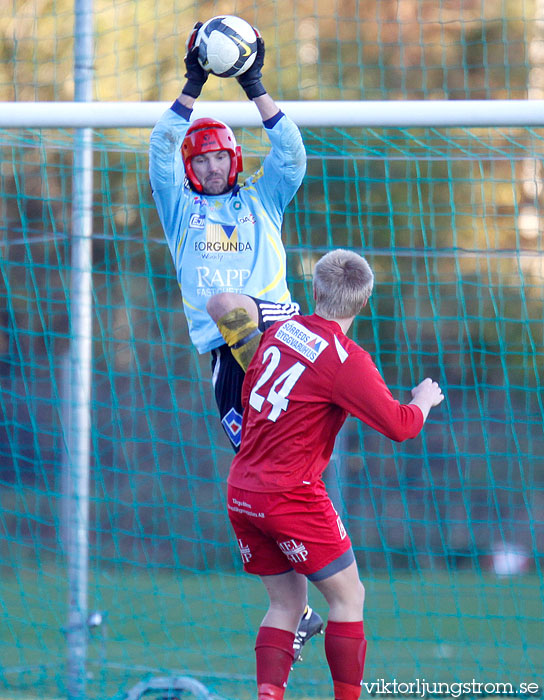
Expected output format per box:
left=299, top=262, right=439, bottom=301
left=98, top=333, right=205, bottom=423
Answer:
left=228, top=314, right=424, bottom=492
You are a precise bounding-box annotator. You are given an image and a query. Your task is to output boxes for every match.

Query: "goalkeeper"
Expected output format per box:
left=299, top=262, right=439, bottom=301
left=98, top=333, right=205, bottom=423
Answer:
left=149, top=22, right=322, bottom=663
left=227, top=249, right=445, bottom=700
left=149, top=23, right=304, bottom=451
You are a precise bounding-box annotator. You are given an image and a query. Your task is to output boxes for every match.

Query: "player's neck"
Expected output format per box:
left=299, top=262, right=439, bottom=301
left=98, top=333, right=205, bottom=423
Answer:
left=314, top=312, right=354, bottom=335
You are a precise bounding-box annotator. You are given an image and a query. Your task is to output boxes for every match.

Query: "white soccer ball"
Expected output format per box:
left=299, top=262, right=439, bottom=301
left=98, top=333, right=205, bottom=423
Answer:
left=196, top=15, right=258, bottom=78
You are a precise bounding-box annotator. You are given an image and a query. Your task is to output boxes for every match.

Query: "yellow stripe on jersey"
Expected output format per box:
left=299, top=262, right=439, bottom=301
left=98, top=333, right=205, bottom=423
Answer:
left=181, top=295, right=200, bottom=312
left=175, top=231, right=187, bottom=263
left=245, top=193, right=286, bottom=298
left=256, top=233, right=285, bottom=297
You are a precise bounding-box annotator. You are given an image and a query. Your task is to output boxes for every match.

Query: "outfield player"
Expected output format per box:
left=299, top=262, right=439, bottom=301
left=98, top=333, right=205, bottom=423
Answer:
left=148, top=23, right=322, bottom=661
left=227, top=249, right=444, bottom=700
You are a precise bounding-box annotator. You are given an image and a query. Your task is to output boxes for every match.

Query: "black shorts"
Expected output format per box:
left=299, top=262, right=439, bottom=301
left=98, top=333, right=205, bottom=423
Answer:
left=210, top=298, right=300, bottom=450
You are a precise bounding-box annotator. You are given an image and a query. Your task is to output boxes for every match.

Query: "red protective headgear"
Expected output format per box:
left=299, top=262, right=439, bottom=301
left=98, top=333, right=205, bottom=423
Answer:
left=181, top=118, right=243, bottom=193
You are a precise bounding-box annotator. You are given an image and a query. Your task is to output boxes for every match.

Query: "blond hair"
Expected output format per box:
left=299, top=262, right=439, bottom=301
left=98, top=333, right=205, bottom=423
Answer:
left=313, top=249, right=374, bottom=319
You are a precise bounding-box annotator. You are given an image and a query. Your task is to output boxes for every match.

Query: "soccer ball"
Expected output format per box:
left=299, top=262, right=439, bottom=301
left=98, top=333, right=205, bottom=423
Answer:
left=196, top=15, right=258, bottom=78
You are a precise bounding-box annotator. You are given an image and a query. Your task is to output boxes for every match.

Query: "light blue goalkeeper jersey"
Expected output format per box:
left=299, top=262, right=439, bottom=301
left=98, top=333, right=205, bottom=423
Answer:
left=149, top=102, right=306, bottom=354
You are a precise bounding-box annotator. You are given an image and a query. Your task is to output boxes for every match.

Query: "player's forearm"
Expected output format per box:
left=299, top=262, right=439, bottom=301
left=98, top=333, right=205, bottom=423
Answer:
left=408, top=397, right=432, bottom=423
left=177, top=91, right=280, bottom=128
left=337, top=386, right=425, bottom=442
left=253, top=93, right=281, bottom=121
left=176, top=93, right=196, bottom=110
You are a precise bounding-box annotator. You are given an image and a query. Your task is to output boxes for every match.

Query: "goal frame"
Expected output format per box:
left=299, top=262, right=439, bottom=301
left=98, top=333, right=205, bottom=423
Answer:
left=1, top=99, right=544, bottom=128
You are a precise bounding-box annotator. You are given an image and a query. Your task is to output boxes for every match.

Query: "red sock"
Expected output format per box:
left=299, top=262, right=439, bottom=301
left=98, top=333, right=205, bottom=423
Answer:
left=255, top=626, right=295, bottom=700
left=324, top=620, right=367, bottom=700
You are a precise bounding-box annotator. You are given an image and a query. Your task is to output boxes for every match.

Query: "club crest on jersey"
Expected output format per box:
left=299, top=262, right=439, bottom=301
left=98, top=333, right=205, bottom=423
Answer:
left=194, top=222, right=252, bottom=253
left=274, top=320, right=329, bottom=363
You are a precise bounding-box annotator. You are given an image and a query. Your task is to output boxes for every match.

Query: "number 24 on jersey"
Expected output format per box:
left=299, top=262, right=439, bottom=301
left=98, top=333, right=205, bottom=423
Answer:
left=249, top=346, right=306, bottom=422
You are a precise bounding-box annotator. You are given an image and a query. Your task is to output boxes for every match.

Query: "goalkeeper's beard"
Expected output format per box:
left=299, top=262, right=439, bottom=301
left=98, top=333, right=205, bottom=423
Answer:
left=202, top=175, right=230, bottom=195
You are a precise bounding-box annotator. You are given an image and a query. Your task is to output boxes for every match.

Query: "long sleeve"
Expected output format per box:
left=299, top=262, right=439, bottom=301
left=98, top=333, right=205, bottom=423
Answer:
left=249, top=111, right=307, bottom=216
left=331, top=351, right=424, bottom=442
left=149, top=103, right=192, bottom=194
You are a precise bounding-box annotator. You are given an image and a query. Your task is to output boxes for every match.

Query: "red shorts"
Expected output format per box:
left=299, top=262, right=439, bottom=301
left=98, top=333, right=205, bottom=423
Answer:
left=227, top=480, right=354, bottom=580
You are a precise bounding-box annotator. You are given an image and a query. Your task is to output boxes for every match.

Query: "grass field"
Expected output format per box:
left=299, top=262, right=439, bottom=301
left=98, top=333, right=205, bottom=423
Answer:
left=1, top=564, right=543, bottom=699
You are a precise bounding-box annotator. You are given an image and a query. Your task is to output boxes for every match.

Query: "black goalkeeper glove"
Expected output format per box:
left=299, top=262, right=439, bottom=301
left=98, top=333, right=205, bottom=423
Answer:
left=236, top=31, right=266, bottom=100
left=181, top=22, right=209, bottom=99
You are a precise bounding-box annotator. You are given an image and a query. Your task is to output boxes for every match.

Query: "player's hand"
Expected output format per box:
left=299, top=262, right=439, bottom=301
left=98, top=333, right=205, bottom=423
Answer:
left=236, top=29, right=266, bottom=100
left=182, top=22, right=209, bottom=99
left=411, top=377, right=444, bottom=407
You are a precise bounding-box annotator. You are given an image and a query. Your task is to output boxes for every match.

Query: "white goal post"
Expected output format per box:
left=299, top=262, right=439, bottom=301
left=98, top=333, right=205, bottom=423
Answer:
left=1, top=99, right=544, bottom=128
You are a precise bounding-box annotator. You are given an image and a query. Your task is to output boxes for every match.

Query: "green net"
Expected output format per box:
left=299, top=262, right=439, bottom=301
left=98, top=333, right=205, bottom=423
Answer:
left=1, top=1, right=544, bottom=699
